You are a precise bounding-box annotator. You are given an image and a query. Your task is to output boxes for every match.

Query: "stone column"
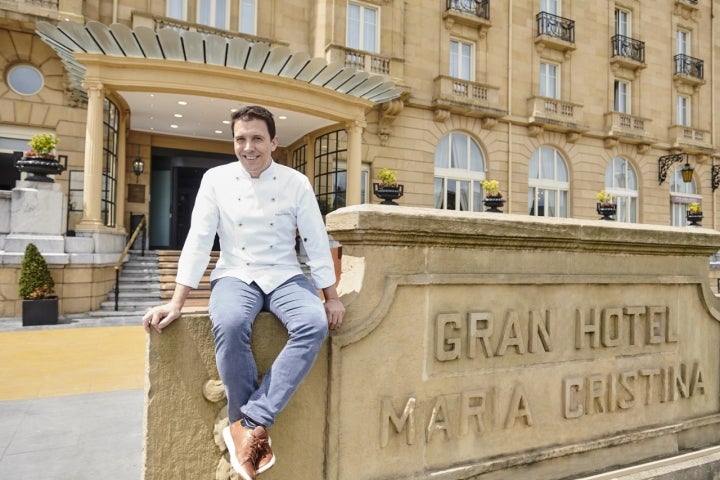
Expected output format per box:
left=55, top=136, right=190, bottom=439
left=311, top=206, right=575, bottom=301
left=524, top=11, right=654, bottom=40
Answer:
left=75, top=81, right=105, bottom=231
left=115, top=108, right=128, bottom=232
left=345, top=119, right=365, bottom=206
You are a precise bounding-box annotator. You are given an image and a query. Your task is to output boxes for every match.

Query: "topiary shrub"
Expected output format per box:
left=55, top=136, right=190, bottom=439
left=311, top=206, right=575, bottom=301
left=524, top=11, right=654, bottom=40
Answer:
left=18, top=243, right=55, bottom=299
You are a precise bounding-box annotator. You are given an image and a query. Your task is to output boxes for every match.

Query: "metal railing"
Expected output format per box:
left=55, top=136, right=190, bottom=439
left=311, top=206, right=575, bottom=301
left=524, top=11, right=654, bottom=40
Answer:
left=611, top=35, right=645, bottom=63
left=446, top=0, right=490, bottom=20
left=674, top=54, right=704, bottom=80
left=114, top=215, right=147, bottom=311
left=536, top=11, right=575, bottom=43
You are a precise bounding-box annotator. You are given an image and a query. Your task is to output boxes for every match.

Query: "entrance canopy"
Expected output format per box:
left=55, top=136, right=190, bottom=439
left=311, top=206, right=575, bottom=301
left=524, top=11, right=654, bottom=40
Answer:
left=36, top=20, right=403, bottom=106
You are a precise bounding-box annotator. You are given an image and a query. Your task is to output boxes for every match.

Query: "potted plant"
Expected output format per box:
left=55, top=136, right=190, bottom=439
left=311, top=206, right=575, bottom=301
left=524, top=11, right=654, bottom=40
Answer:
left=595, top=189, right=616, bottom=220
left=373, top=167, right=404, bottom=205
left=481, top=179, right=505, bottom=212
left=18, top=243, right=58, bottom=326
left=686, top=202, right=703, bottom=226
left=15, top=132, right=65, bottom=183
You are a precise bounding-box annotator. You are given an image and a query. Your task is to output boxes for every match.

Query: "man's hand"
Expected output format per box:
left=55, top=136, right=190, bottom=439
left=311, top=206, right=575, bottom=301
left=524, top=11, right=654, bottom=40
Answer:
left=142, top=303, right=181, bottom=334
left=324, top=298, right=345, bottom=331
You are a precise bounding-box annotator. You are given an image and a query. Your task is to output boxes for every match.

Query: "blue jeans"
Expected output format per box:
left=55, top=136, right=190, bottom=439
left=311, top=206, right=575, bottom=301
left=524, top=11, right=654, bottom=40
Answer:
left=208, top=275, right=328, bottom=427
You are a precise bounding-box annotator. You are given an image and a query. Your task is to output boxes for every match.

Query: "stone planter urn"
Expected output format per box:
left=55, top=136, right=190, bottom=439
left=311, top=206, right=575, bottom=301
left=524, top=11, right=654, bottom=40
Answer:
left=687, top=211, right=703, bottom=227
left=596, top=202, right=617, bottom=221
left=483, top=195, right=505, bottom=213
left=373, top=183, right=404, bottom=205
left=15, top=155, right=65, bottom=183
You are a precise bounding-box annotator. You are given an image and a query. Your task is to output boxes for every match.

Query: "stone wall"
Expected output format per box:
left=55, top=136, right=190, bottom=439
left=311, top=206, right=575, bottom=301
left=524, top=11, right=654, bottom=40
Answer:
left=144, top=205, right=720, bottom=479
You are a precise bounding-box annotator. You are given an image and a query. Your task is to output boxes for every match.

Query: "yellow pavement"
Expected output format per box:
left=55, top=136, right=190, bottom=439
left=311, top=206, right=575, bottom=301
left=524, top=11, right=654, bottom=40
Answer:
left=0, top=326, right=146, bottom=401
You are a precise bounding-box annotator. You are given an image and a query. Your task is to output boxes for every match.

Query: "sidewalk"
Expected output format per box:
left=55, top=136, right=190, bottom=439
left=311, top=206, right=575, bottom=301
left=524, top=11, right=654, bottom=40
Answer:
left=0, top=315, right=146, bottom=480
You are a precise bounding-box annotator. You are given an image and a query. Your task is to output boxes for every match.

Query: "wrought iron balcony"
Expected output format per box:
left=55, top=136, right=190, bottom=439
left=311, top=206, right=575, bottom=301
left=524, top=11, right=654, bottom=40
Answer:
left=446, top=0, right=490, bottom=20
left=536, top=11, right=575, bottom=44
left=611, top=35, right=645, bottom=64
left=674, top=54, right=704, bottom=80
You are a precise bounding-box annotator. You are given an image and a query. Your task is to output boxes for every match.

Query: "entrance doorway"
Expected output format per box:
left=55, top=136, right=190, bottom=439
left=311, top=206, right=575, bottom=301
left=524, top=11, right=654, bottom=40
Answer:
left=149, top=148, right=233, bottom=250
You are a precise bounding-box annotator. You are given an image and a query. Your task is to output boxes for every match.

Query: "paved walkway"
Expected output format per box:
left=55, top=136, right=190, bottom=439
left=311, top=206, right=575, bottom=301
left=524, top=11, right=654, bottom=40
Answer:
left=0, top=315, right=146, bottom=480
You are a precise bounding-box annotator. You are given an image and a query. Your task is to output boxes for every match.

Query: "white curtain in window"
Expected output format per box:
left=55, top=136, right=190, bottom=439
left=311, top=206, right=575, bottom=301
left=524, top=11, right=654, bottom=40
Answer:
left=240, top=0, right=256, bottom=34
left=167, top=0, right=185, bottom=19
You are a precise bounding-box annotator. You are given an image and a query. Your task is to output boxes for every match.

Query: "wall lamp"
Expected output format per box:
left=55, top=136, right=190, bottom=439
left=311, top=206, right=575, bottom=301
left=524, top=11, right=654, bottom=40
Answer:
left=133, top=155, right=145, bottom=183
left=712, top=164, right=720, bottom=192
left=658, top=153, right=693, bottom=185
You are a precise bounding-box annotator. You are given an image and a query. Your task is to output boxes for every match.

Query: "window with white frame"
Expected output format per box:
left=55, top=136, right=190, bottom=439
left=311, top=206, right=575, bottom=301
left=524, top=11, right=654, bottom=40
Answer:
left=540, top=62, right=559, bottom=99
left=450, top=39, right=474, bottom=81
left=541, top=0, right=561, bottom=15
left=434, top=132, right=486, bottom=212
left=676, top=95, right=691, bottom=126
left=239, top=0, right=256, bottom=34
left=347, top=1, right=379, bottom=53
left=669, top=168, right=700, bottom=226
left=167, top=0, right=187, bottom=20
left=528, top=146, right=569, bottom=218
left=676, top=29, right=690, bottom=55
left=604, top=156, right=638, bottom=223
left=614, top=7, right=631, bottom=36
left=198, top=0, right=230, bottom=29
left=614, top=79, right=631, bottom=114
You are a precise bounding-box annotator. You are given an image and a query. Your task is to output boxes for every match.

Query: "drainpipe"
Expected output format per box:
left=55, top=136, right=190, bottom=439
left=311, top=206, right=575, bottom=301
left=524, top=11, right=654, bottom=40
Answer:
left=113, top=0, right=118, bottom=23
left=507, top=0, right=513, bottom=212
left=712, top=1, right=716, bottom=229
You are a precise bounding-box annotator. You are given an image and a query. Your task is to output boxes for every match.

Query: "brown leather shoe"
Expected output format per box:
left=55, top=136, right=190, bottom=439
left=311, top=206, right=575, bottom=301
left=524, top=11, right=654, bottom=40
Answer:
left=256, top=436, right=275, bottom=474
left=223, top=422, right=270, bottom=480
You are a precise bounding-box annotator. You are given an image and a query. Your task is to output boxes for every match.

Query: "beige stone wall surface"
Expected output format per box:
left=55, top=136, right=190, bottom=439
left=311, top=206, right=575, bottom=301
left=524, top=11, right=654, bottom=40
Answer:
left=145, top=206, right=720, bottom=479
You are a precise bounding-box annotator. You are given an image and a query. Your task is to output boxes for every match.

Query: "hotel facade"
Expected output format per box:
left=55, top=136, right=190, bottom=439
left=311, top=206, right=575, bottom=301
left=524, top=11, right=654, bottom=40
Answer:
left=1, top=0, right=718, bottom=316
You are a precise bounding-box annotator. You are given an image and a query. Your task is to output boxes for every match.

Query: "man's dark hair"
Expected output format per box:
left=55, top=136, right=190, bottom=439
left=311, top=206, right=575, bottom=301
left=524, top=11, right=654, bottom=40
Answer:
left=230, top=105, right=276, bottom=139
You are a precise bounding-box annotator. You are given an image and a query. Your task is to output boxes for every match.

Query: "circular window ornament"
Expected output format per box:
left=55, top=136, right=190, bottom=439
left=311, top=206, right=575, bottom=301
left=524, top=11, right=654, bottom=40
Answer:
left=7, top=64, right=44, bottom=96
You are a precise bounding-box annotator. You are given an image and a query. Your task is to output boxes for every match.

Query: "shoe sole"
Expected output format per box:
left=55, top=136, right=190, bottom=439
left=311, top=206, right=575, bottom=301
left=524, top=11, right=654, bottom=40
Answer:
left=222, top=426, right=254, bottom=480
left=256, top=437, right=276, bottom=474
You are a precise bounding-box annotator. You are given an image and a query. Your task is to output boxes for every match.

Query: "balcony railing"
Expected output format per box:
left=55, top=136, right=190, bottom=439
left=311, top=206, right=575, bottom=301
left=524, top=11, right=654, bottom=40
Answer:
left=527, top=96, right=586, bottom=132
left=668, top=125, right=713, bottom=154
left=446, top=0, right=490, bottom=20
left=325, top=45, right=392, bottom=76
left=674, top=54, right=704, bottom=80
left=604, top=112, right=654, bottom=144
left=536, top=11, right=575, bottom=44
left=432, top=75, right=504, bottom=120
left=611, top=35, right=645, bottom=64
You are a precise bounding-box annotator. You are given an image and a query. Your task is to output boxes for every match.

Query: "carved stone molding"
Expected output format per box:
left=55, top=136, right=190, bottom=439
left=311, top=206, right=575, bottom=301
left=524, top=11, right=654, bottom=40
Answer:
left=566, top=132, right=581, bottom=143
left=528, top=125, right=543, bottom=137
left=433, top=108, right=451, bottom=123
left=637, top=143, right=651, bottom=155
left=378, top=98, right=405, bottom=146
left=481, top=117, right=497, bottom=130
left=604, top=138, right=619, bottom=149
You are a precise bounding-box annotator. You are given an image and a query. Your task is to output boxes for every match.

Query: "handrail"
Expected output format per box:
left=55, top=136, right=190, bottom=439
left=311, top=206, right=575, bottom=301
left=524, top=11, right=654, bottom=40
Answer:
left=114, top=215, right=147, bottom=311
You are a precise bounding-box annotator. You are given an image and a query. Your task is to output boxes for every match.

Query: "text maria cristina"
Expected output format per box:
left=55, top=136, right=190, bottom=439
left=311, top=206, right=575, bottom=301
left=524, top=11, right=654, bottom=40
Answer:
left=380, top=306, right=706, bottom=446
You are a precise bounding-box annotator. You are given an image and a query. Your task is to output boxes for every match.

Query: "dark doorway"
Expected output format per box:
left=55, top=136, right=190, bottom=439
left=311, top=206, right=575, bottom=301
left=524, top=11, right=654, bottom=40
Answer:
left=0, top=151, right=22, bottom=190
left=149, top=148, right=232, bottom=250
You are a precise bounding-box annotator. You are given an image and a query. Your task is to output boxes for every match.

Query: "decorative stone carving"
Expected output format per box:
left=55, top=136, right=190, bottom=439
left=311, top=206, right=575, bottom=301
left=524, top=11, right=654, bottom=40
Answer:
left=528, top=125, right=543, bottom=137
left=378, top=98, right=404, bottom=146
left=433, top=109, right=451, bottom=123
left=604, top=137, right=619, bottom=149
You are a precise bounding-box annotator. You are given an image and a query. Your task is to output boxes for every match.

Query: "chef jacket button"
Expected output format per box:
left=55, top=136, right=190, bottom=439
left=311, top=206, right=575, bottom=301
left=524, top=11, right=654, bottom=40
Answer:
left=271, top=198, right=276, bottom=202
left=270, top=222, right=274, bottom=226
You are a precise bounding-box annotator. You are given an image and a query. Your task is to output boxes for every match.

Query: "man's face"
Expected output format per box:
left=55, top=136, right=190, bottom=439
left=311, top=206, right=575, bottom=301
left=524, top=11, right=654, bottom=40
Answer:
left=233, top=118, right=278, bottom=178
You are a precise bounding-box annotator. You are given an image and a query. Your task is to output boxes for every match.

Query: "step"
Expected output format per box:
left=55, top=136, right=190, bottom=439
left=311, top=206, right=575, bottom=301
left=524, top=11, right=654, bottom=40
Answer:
left=100, top=299, right=160, bottom=310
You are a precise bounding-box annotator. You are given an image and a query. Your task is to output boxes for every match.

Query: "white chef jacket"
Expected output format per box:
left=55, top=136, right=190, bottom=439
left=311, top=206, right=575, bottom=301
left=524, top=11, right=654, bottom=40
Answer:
left=175, top=161, right=336, bottom=293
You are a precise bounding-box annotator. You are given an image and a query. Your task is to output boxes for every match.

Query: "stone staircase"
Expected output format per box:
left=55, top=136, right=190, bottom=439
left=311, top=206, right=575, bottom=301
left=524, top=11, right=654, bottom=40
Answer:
left=67, top=249, right=216, bottom=324
left=157, top=249, right=218, bottom=309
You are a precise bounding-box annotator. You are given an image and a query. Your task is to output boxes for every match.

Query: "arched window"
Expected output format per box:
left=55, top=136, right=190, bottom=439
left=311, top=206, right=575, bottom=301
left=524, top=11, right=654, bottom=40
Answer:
left=434, top=132, right=485, bottom=212
left=604, top=156, right=638, bottom=222
left=670, top=167, right=700, bottom=226
left=528, top=146, right=569, bottom=217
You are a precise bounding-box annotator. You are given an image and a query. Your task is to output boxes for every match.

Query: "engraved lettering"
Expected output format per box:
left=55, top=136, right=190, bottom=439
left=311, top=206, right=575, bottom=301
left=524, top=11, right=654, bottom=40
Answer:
left=436, top=313, right=461, bottom=361
left=380, top=397, right=416, bottom=447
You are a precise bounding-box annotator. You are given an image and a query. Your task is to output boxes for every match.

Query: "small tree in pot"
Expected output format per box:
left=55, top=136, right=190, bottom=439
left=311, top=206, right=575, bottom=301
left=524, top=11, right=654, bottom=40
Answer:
left=18, top=243, right=58, bottom=326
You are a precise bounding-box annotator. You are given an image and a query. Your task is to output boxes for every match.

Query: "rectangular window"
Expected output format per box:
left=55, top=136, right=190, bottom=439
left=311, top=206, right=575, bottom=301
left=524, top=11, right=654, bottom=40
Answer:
left=541, top=0, right=561, bottom=15
left=614, top=79, right=630, bottom=114
left=449, top=39, right=474, bottom=81
left=540, top=62, right=559, bottom=99
left=676, top=95, right=690, bottom=126
left=239, top=0, right=256, bottom=34
left=198, top=0, right=229, bottom=29
left=677, top=30, right=690, bottom=55
left=614, top=8, right=631, bottom=36
left=347, top=2, right=379, bottom=53
left=167, top=0, right=187, bottom=20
